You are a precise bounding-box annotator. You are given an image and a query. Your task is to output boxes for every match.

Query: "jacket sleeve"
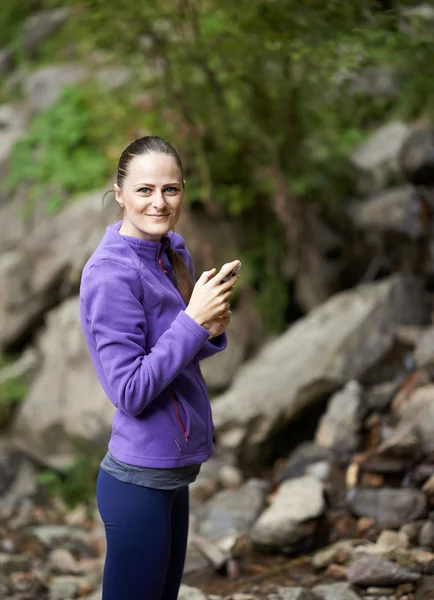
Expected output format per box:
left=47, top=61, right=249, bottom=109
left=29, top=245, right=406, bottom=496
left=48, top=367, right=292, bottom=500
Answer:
left=178, top=240, right=228, bottom=360
left=81, top=259, right=211, bottom=416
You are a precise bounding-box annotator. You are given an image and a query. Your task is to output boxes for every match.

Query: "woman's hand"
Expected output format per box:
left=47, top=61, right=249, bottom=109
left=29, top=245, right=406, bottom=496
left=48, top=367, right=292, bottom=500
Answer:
left=205, top=310, right=232, bottom=339
left=185, top=261, right=240, bottom=328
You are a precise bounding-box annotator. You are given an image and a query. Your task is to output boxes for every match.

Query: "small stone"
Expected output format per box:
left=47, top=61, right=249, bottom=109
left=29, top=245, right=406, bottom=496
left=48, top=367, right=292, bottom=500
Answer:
left=271, top=588, right=317, bottom=600
left=65, top=504, right=88, bottom=526
left=396, top=582, right=414, bottom=595
left=312, top=540, right=355, bottom=569
left=0, top=553, right=30, bottom=575
left=312, top=581, right=362, bottom=600
left=49, top=575, right=80, bottom=600
left=48, top=548, right=82, bottom=574
left=365, top=588, right=395, bottom=595
left=399, top=521, right=422, bottom=544
left=178, top=584, right=208, bottom=600
left=347, top=555, right=421, bottom=586
left=419, top=520, right=434, bottom=548
left=324, top=563, right=347, bottom=579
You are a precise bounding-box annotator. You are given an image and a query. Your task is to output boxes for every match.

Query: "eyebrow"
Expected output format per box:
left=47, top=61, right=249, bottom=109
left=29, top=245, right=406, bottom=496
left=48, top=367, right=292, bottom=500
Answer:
left=134, top=182, right=181, bottom=187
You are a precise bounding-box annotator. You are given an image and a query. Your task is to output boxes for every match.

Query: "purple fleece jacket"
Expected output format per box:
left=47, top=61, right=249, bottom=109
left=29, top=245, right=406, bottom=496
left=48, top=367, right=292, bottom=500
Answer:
left=79, top=221, right=227, bottom=468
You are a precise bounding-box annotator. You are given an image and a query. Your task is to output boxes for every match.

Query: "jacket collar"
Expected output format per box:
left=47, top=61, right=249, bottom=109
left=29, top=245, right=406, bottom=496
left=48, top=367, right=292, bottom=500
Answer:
left=105, top=221, right=171, bottom=262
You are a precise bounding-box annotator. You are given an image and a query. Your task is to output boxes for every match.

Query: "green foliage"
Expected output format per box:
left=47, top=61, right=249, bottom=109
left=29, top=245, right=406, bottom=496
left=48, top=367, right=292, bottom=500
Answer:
left=0, top=355, right=28, bottom=430
left=10, top=0, right=434, bottom=328
left=0, top=0, right=42, bottom=47
left=6, top=83, right=135, bottom=215
left=36, top=455, right=100, bottom=507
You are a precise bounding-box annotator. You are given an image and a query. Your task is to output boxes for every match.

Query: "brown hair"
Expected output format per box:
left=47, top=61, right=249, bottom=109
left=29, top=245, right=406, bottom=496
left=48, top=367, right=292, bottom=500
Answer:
left=116, top=136, right=194, bottom=304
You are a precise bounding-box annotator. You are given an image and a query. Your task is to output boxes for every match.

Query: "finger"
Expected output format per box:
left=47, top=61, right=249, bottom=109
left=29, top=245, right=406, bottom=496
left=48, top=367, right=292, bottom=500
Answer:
left=198, top=268, right=216, bottom=283
left=209, top=261, right=241, bottom=286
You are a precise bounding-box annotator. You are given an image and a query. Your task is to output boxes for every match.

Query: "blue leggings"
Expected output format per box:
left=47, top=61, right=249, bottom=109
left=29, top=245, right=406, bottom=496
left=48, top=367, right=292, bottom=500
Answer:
left=96, top=468, right=189, bottom=600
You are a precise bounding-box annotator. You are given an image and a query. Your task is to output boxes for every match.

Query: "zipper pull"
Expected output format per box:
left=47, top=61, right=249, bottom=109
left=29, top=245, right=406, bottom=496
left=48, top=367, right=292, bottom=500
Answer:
left=158, top=256, right=168, bottom=274
left=174, top=438, right=182, bottom=453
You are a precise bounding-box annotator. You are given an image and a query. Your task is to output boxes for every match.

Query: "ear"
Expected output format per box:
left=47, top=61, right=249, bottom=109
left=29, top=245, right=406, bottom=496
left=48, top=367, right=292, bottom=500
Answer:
left=113, top=183, right=122, bottom=203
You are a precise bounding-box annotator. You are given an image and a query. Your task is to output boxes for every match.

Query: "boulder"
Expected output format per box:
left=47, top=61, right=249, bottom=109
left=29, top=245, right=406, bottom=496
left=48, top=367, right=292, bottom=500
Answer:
left=23, top=9, right=70, bottom=55
left=0, top=188, right=110, bottom=350
left=0, top=104, right=28, bottom=182
left=251, top=476, right=325, bottom=553
left=12, top=296, right=113, bottom=466
left=315, top=380, right=366, bottom=454
left=212, top=275, right=429, bottom=465
left=198, top=479, right=269, bottom=552
left=23, top=64, right=131, bottom=114
left=348, top=185, right=413, bottom=235
left=398, top=127, right=434, bottom=186
left=350, top=121, right=410, bottom=195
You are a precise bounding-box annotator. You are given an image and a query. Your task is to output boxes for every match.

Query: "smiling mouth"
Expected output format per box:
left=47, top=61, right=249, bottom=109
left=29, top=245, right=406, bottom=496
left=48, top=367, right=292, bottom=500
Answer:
left=148, top=214, right=169, bottom=217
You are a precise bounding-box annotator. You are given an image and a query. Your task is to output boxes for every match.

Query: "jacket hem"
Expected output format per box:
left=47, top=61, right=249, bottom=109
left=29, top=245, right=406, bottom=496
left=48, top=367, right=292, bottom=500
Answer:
left=108, top=440, right=212, bottom=468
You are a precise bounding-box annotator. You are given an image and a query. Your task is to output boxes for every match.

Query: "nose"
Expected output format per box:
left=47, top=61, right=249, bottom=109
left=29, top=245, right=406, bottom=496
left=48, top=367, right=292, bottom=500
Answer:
left=152, top=190, right=167, bottom=210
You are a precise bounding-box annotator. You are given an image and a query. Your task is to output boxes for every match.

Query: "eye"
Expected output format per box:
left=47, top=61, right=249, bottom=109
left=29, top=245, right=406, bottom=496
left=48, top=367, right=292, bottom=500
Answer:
left=164, top=187, right=179, bottom=194
left=138, top=187, right=152, bottom=195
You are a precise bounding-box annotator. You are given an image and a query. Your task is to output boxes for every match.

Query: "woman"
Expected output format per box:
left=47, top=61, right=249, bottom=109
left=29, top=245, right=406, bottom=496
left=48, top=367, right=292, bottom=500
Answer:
left=79, top=135, right=240, bottom=600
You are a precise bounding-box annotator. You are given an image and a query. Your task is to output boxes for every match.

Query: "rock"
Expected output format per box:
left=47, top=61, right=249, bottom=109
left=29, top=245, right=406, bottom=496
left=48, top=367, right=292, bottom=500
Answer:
left=400, top=521, right=423, bottom=545
left=365, top=381, right=400, bottom=412
left=419, top=520, right=434, bottom=548
left=398, top=127, right=434, bottom=186
left=0, top=104, right=28, bottom=180
left=218, top=465, right=243, bottom=489
left=23, top=64, right=87, bottom=113
left=394, top=385, right=434, bottom=454
left=278, top=442, right=335, bottom=484
left=346, top=555, right=421, bottom=586
left=402, top=4, right=434, bottom=22
left=23, top=9, right=70, bottom=54
left=198, top=479, right=269, bottom=551
left=49, top=575, right=83, bottom=599
left=0, top=187, right=110, bottom=350
left=270, top=588, right=317, bottom=600
left=82, top=590, right=102, bottom=600
left=189, top=455, right=226, bottom=503
left=251, top=476, right=324, bottom=553
left=0, top=448, right=37, bottom=516
left=347, top=487, right=427, bottom=528
left=178, top=584, right=208, bottom=600
left=312, top=540, right=358, bottom=569
left=350, top=121, right=410, bottom=195
left=312, top=582, right=362, bottom=600
left=48, top=548, right=82, bottom=575
left=0, top=49, right=13, bottom=75
left=353, top=530, right=409, bottom=555
left=315, top=380, right=365, bottom=454
left=13, top=296, right=113, bottom=464
left=30, top=525, right=88, bottom=547
left=0, top=553, right=30, bottom=574
left=212, top=275, right=429, bottom=466
left=414, top=326, right=434, bottom=367
left=200, top=313, right=246, bottom=391
left=23, top=64, right=132, bottom=114
left=365, top=587, right=395, bottom=596
left=348, top=185, right=412, bottom=234
left=349, top=66, right=398, bottom=99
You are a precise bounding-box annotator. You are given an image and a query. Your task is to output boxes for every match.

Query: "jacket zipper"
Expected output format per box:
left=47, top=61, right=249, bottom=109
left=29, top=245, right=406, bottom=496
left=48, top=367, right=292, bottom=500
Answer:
left=158, top=239, right=209, bottom=451
left=170, top=389, right=189, bottom=444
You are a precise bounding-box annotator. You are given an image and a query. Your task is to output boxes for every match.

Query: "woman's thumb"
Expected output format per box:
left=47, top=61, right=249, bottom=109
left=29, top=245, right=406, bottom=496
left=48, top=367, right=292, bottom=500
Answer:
left=199, top=268, right=216, bottom=283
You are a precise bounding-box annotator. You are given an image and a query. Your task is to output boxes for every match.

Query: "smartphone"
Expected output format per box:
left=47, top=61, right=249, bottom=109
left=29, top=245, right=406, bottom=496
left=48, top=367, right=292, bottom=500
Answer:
left=221, top=262, right=241, bottom=284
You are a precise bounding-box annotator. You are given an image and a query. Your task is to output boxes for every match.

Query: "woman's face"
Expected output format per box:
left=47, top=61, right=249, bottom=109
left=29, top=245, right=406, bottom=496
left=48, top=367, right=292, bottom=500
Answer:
left=114, top=152, right=184, bottom=241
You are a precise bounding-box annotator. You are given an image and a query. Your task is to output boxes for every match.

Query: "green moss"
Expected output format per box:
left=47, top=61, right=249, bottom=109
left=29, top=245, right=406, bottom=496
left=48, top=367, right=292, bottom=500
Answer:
left=0, top=355, right=28, bottom=430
